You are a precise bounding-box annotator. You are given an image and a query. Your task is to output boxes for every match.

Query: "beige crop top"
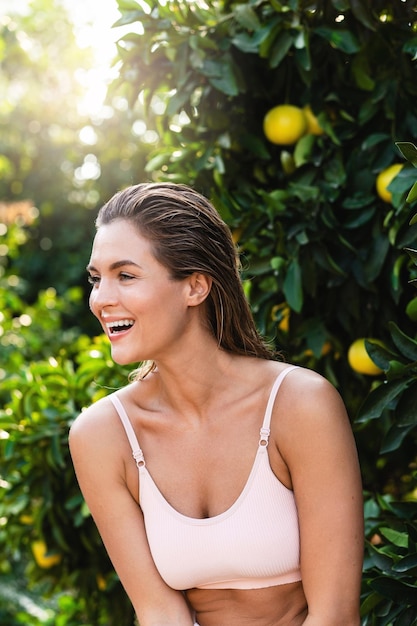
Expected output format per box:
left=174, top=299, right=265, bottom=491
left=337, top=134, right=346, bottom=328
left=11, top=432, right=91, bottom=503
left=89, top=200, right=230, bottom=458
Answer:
left=109, top=365, right=301, bottom=591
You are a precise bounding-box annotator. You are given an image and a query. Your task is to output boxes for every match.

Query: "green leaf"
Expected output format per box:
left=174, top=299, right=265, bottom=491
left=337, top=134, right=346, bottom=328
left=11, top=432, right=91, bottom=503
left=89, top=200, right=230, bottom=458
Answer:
left=369, top=577, right=417, bottom=605
left=366, top=542, right=394, bottom=572
left=356, top=379, right=410, bottom=422
left=113, top=9, right=146, bottom=27
left=204, top=57, right=241, bottom=97
left=270, top=256, right=286, bottom=271
left=360, top=591, right=383, bottom=617
left=240, top=133, right=270, bottom=159
left=392, top=553, right=417, bottom=574
left=293, top=133, right=315, bottom=168
left=406, top=247, right=417, bottom=264
left=50, top=434, right=66, bottom=468
left=363, top=235, right=390, bottom=282
left=407, top=521, right=417, bottom=548
left=386, top=361, right=410, bottom=379
left=362, top=133, right=391, bottom=150
left=258, top=19, right=282, bottom=58
left=388, top=321, right=417, bottom=361
left=380, top=423, right=415, bottom=454
left=395, top=606, right=417, bottom=626
left=403, top=36, right=417, bottom=60
left=406, top=181, right=417, bottom=204
left=312, top=246, right=346, bottom=276
left=396, top=142, right=417, bottom=167
left=145, top=151, right=172, bottom=172
left=385, top=501, right=417, bottom=521
left=4, top=439, right=15, bottom=460
left=269, top=31, right=293, bottom=69
left=234, top=5, right=261, bottom=31
left=343, top=206, right=375, bottom=228
left=395, top=384, right=417, bottom=426
left=405, top=296, right=417, bottom=322
left=283, top=258, right=303, bottom=313
left=314, top=27, right=361, bottom=54
left=294, top=38, right=311, bottom=72
left=364, top=340, right=392, bottom=371
left=351, top=54, right=375, bottom=91
left=380, top=527, right=409, bottom=548
left=232, top=32, right=260, bottom=54
left=350, top=0, right=376, bottom=31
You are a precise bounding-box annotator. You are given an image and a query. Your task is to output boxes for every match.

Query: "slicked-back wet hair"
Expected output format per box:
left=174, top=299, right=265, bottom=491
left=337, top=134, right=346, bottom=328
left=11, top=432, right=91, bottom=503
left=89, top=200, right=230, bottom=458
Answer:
left=96, top=182, right=277, bottom=377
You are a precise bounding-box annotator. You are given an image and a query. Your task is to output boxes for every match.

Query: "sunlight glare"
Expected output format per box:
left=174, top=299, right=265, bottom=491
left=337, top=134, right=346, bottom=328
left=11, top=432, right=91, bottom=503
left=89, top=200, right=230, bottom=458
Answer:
left=61, top=0, right=146, bottom=119
left=79, top=125, right=98, bottom=145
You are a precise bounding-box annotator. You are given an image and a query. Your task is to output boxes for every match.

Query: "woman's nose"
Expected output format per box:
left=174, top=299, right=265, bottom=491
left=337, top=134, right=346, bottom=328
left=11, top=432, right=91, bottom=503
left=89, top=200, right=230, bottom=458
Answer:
left=89, top=279, right=118, bottom=312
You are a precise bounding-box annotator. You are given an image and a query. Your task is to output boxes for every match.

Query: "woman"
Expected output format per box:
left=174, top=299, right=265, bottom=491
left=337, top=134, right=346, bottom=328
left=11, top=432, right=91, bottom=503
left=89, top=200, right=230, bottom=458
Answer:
left=69, top=182, right=364, bottom=626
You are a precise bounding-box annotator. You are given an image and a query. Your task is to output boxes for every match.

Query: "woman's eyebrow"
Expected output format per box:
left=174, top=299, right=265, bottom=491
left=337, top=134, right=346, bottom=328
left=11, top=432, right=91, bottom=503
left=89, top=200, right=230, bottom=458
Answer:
left=86, top=260, right=142, bottom=272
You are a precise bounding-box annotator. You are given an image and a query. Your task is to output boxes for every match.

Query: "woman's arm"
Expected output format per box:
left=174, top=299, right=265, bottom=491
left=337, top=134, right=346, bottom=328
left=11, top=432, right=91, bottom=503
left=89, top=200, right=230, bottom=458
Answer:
left=276, top=368, right=364, bottom=626
left=69, top=399, right=194, bottom=626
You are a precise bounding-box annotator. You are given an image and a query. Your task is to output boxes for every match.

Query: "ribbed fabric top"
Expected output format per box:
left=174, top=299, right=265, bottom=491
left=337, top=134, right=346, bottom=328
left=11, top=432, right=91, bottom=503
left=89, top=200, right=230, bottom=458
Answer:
left=110, top=365, right=301, bottom=590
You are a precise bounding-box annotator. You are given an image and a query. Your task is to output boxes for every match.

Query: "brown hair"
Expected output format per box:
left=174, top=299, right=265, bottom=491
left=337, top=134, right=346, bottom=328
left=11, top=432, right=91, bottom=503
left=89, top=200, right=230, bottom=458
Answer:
left=96, top=182, right=276, bottom=377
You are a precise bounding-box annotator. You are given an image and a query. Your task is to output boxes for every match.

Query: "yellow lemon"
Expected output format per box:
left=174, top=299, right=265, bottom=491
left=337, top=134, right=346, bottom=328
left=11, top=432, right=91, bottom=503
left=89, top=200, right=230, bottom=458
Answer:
left=304, top=341, right=332, bottom=358
left=303, top=105, right=324, bottom=135
left=271, top=304, right=290, bottom=333
left=96, top=574, right=107, bottom=591
left=31, top=540, right=62, bottom=569
left=263, top=105, right=307, bottom=145
left=347, top=338, right=383, bottom=376
left=231, top=227, right=243, bottom=244
left=376, top=164, right=403, bottom=203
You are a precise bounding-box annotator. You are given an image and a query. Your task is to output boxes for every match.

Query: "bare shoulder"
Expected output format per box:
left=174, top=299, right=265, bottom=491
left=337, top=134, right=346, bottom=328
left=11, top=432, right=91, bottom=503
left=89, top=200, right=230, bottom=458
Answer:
left=270, top=365, right=356, bottom=464
left=68, top=392, right=131, bottom=471
left=277, top=364, right=349, bottom=423
left=69, top=394, right=118, bottom=442
left=272, top=365, right=362, bottom=497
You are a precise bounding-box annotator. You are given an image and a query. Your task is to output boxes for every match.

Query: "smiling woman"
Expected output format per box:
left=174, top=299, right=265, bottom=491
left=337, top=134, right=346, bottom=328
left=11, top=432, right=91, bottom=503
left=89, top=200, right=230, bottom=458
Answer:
left=70, top=182, right=364, bottom=626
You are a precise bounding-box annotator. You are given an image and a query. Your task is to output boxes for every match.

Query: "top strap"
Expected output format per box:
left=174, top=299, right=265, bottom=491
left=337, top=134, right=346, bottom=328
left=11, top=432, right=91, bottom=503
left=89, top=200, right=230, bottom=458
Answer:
left=259, top=365, right=299, bottom=446
left=109, top=394, right=145, bottom=468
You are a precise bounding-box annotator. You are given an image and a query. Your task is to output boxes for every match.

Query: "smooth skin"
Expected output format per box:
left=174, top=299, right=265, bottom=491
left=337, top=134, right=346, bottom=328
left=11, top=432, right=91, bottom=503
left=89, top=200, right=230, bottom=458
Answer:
left=69, top=219, right=364, bottom=626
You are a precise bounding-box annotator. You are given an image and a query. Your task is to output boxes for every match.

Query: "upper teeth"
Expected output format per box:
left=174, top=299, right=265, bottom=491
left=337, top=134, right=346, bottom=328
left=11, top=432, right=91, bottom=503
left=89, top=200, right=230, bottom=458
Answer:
left=106, top=319, right=134, bottom=329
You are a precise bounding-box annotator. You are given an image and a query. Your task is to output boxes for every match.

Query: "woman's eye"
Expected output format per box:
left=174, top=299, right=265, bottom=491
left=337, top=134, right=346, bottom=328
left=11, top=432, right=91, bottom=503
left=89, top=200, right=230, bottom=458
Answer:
left=86, top=273, right=135, bottom=285
left=120, top=273, right=135, bottom=281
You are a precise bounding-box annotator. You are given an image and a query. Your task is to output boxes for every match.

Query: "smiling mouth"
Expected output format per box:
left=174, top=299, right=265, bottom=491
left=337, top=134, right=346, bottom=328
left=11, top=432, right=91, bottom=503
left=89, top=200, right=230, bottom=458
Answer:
left=106, top=320, right=135, bottom=334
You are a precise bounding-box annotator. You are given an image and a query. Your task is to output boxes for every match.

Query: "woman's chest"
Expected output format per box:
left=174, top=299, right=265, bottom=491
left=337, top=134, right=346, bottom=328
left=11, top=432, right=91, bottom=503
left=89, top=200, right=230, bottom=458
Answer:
left=124, top=414, right=262, bottom=518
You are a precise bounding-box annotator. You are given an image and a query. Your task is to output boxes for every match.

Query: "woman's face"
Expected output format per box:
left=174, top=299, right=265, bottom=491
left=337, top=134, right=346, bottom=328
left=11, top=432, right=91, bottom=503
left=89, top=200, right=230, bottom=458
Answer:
left=87, top=219, right=193, bottom=365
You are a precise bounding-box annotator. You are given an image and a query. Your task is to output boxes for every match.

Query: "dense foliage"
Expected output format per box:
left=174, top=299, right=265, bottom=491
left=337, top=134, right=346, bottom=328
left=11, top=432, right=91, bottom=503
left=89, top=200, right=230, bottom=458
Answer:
left=1, top=0, right=417, bottom=624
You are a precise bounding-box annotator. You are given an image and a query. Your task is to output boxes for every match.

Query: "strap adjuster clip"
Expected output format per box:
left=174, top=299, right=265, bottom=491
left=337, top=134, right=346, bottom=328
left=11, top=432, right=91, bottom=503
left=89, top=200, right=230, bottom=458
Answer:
left=259, top=427, right=270, bottom=447
left=133, top=450, right=145, bottom=468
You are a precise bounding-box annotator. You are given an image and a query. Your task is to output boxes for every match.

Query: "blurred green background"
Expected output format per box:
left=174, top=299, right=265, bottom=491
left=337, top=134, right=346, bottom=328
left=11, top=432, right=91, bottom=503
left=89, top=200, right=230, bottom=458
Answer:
left=1, top=1, right=417, bottom=624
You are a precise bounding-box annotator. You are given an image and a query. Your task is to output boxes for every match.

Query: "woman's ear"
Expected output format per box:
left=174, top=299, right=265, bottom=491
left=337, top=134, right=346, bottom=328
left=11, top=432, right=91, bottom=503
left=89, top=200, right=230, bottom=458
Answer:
left=187, top=273, right=212, bottom=306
